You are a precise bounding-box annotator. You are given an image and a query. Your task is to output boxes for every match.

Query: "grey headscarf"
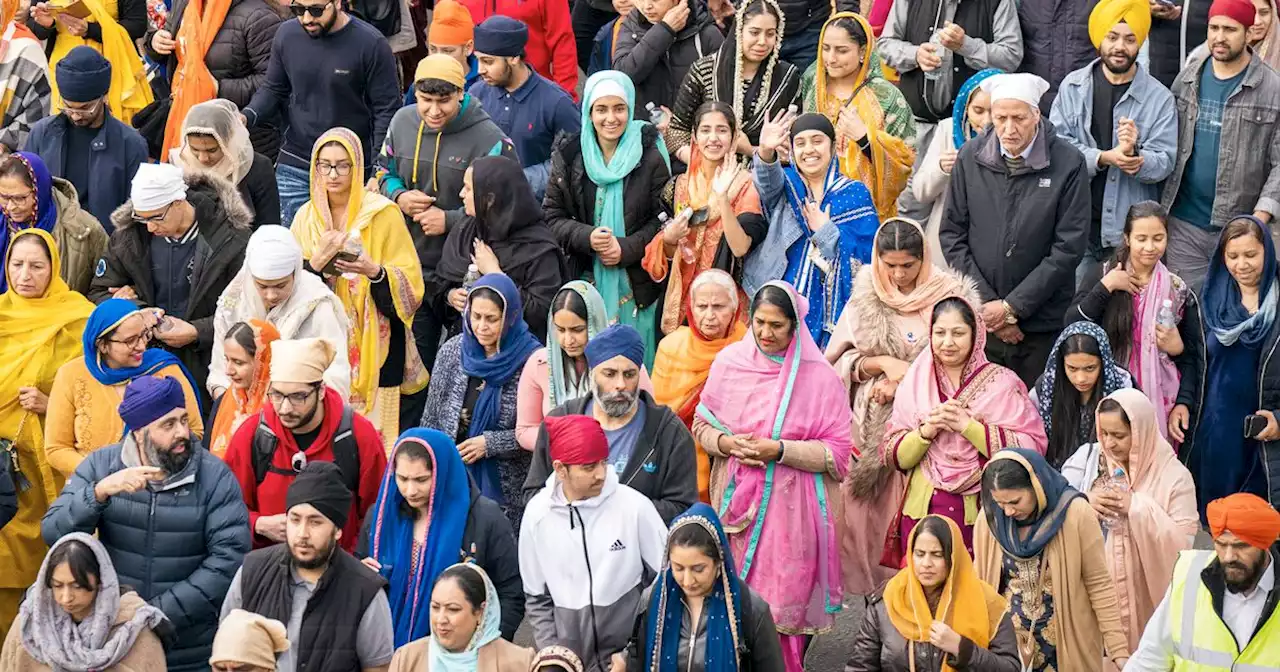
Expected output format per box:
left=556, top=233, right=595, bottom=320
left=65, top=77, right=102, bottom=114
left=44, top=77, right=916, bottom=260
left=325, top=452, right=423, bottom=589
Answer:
left=170, top=98, right=255, bottom=183
left=19, top=533, right=168, bottom=672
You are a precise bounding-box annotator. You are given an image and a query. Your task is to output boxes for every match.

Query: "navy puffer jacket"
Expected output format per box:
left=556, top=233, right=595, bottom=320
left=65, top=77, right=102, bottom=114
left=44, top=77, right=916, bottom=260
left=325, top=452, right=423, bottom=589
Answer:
left=1017, top=0, right=1097, bottom=111
left=42, top=442, right=251, bottom=672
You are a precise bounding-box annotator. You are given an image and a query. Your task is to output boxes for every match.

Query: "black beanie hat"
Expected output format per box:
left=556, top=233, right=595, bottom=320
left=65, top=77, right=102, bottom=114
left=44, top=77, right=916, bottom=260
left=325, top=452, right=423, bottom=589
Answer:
left=285, top=462, right=352, bottom=529
left=56, top=46, right=112, bottom=103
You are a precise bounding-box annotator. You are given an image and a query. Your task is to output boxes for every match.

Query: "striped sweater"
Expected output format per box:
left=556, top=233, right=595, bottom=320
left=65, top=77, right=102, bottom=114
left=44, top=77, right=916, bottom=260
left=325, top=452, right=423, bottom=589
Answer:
left=0, top=24, right=50, bottom=151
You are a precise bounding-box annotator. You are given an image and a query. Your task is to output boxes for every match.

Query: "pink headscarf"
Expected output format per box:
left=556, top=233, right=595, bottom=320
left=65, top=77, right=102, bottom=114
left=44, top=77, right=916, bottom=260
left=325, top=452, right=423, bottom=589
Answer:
left=697, top=281, right=853, bottom=629
left=1128, top=262, right=1182, bottom=436
left=882, top=296, right=1046, bottom=494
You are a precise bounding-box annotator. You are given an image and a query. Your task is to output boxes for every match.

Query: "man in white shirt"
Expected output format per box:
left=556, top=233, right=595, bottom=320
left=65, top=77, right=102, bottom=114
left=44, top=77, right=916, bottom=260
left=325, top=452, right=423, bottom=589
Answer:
left=1125, top=493, right=1280, bottom=670
left=520, top=414, right=667, bottom=672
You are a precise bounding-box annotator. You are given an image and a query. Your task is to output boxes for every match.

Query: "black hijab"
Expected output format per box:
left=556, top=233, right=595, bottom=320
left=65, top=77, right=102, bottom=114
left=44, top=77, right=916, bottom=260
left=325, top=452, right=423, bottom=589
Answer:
left=436, top=156, right=562, bottom=283
left=712, top=0, right=801, bottom=139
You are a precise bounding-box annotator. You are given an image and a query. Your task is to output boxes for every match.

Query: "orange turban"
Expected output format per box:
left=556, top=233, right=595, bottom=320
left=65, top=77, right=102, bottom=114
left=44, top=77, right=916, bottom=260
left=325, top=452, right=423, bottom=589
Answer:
left=1207, top=493, right=1280, bottom=551
left=429, top=0, right=474, bottom=46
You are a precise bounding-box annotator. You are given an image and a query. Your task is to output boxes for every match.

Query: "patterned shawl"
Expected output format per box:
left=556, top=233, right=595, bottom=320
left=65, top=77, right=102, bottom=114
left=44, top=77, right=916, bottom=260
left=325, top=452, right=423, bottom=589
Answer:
left=547, top=281, right=610, bottom=408
left=0, top=152, right=58, bottom=294
left=1035, top=321, right=1132, bottom=466
left=980, top=449, right=1084, bottom=559
left=711, top=0, right=802, bottom=139
left=951, top=68, right=1002, bottom=149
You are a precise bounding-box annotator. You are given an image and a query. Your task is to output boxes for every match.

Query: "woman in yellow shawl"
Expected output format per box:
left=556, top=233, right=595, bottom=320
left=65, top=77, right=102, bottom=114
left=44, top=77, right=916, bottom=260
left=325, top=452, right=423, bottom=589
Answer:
left=800, top=12, right=916, bottom=219
left=0, top=228, right=93, bottom=640
left=29, top=0, right=152, bottom=119
left=292, top=127, right=428, bottom=454
left=845, top=515, right=1020, bottom=672
left=650, top=269, right=746, bottom=502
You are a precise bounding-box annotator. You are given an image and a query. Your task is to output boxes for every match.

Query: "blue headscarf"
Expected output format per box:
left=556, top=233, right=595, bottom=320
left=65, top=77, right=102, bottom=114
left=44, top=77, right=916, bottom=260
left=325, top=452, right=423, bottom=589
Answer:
left=82, top=299, right=200, bottom=413
left=952, top=69, right=1002, bottom=149
left=644, top=504, right=744, bottom=672
left=0, top=153, right=60, bottom=293
left=461, top=273, right=541, bottom=503
left=1203, top=215, right=1279, bottom=348
left=366, top=429, right=471, bottom=648
left=980, top=449, right=1084, bottom=559
left=427, top=563, right=503, bottom=672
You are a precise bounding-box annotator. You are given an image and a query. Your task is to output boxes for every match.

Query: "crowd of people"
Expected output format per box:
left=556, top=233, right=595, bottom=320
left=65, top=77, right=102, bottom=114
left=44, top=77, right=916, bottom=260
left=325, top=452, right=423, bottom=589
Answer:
left=1, top=0, right=1280, bottom=668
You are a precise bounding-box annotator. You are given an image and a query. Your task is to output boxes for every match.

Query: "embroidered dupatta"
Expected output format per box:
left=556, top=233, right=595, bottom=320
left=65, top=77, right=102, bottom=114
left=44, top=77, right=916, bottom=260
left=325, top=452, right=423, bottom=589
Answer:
left=696, top=281, right=852, bottom=632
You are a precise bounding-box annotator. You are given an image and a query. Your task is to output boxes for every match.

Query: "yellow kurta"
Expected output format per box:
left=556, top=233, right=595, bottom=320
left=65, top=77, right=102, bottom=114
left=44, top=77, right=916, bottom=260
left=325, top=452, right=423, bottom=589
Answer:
left=0, top=229, right=94, bottom=640
left=43, top=357, right=205, bottom=477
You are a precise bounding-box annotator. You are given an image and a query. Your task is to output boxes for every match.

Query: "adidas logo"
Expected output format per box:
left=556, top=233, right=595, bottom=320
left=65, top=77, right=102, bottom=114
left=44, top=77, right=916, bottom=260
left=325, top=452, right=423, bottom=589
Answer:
left=608, top=539, right=626, bottom=552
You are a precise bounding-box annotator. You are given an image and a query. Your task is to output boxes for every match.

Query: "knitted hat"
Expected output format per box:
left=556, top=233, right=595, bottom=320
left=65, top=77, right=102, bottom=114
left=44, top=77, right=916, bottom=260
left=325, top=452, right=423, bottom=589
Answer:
left=428, top=0, right=474, bottom=45
left=55, top=46, right=111, bottom=103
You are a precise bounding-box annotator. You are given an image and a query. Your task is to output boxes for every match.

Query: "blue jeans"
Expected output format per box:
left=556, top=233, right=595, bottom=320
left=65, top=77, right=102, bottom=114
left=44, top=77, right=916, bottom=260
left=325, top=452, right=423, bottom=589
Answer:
left=780, top=18, right=822, bottom=70
left=276, top=163, right=311, bottom=228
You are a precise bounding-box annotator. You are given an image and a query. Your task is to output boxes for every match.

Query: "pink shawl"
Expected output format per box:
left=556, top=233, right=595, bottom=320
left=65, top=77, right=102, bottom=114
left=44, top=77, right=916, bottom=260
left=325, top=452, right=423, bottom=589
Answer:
left=697, top=281, right=853, bottom=632
left=1098, top=388, right=1198, bottom=651
left=1128, top=262, right=1183, bottom=437
left=882, top=296, right=1046, bottom=495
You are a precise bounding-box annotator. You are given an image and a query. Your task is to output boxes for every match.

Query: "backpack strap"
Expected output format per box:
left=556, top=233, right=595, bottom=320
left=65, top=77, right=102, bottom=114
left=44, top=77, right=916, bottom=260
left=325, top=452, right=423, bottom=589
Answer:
left=251, top=418, right=283, bottom=486
left=331, top=406, right=361, bottom=497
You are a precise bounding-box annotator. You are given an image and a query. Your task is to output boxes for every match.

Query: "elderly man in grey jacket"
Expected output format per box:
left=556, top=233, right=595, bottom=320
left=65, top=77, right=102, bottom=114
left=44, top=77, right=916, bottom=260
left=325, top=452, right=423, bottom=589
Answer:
left=42, top=376, right=251, bottom=672
left=1161, top=0, right=1280, bottom=292
left=940, top=72, right=1089, bottom=386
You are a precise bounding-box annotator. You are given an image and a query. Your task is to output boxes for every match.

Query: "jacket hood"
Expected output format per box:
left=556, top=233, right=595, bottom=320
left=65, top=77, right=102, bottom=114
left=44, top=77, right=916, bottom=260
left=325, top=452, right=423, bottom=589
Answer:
left=108, top=170, right=253, bottom=233
left=623, top=1, right=711, bottom=40
left=50, top=177, right=104, bottom=240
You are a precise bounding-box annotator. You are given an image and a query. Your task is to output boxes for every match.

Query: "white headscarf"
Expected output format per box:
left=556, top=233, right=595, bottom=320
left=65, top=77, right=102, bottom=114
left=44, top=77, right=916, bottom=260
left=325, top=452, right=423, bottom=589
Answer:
left=131, top=163, right=188, bottom=211
left=171, top=98, right=255, bottom=184
left=980, top=73, right=1050, bottom=110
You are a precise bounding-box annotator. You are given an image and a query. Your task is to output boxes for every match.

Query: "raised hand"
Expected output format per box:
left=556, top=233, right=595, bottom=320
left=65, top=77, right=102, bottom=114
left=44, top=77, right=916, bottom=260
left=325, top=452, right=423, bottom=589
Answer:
left=711, top=161, right=742, bottom=196
left=758, top=108, right=797, bottom=160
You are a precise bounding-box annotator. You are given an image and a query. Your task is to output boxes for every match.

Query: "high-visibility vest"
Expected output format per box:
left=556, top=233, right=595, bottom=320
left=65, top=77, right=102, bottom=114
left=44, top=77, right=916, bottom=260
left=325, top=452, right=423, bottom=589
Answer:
left=1168, top=550, right=1280, bottom=671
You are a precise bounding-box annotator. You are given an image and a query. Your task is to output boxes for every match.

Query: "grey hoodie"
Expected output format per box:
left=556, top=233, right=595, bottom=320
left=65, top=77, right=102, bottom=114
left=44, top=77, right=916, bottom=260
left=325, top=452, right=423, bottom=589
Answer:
left=376, top=97, right=517, bottom=272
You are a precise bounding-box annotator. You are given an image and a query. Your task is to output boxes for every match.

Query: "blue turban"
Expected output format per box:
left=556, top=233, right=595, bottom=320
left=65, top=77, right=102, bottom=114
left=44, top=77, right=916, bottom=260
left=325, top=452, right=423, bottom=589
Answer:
left=586, top=324, right=644, bottom=369
left=55, top=46, right=112, bottom=103
left=474, top=16, right=529, bottom=58
left=118, top=376, right=186, bottom=430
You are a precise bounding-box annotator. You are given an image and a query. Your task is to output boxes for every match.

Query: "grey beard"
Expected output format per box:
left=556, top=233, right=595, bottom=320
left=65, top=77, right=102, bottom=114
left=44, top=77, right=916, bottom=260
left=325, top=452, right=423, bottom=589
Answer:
left=592, top=385, right=638, bottom=418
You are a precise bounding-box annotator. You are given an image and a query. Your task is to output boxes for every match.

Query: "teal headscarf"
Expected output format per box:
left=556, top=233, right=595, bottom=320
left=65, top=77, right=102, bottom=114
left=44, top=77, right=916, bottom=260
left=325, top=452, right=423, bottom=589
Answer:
left=427, top=563, right=502, bottom=672
left=547, top=280, right=610, bottom=407
left=580, top=70, right=669, bottom=368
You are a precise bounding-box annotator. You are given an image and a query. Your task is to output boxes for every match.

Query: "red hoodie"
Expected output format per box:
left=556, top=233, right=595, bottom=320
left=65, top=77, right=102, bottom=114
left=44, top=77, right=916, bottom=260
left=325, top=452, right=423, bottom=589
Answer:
left=225, top=387, right=387, bottom=553
left=461, top=0, right=579, bottom=101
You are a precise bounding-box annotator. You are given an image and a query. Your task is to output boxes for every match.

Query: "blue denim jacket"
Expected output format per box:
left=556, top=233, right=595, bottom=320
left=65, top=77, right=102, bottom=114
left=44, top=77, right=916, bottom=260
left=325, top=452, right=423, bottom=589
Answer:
left=1050, top=60, right=1178, bottom=248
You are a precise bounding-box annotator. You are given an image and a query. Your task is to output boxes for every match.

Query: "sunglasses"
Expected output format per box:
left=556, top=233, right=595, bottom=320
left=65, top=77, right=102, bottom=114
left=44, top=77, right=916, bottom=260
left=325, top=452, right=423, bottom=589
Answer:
left=289, top=1, right=331, bottom=17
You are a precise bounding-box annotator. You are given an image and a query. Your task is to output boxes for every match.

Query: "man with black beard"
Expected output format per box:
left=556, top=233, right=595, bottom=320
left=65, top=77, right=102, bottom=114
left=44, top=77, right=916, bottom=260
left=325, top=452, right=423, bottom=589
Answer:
left=43, top=376, right=250, bottom=672
left=1050, top=0, right=1177, bottom=280
left=225, top=338, right=386, bottom=553
left=523, top=324, right=697, bottom=523
left=221, top=462, right=395, bottom=672
left=240, top=0, right=401, bottom=227
left=1127, top=493, right=1280, bottom=670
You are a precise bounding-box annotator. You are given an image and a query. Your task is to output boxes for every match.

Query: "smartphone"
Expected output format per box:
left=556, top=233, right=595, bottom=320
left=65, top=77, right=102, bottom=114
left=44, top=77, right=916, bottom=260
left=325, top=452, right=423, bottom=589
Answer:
left=689, top=207, right=711, bottom=226
left=321, top=250, right=359, bottom=276
left=1154, top=0, right=1177, bottom=6
left=1245, top=414, right=1268, bottom=439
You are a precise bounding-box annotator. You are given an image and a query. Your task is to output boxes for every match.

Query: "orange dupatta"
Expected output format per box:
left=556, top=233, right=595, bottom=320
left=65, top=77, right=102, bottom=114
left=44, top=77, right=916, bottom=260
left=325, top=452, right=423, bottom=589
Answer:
left=208, top=319, right=279, bottom=459
left=882, top=515, right=1008, bottom=672
left=160, top=0, right=233, bottom=160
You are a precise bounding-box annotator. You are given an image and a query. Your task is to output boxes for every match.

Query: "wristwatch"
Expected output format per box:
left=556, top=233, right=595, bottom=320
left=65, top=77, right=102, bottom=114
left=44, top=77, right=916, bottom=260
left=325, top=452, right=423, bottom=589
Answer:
left=1001, top=300, right=1018, bottom=325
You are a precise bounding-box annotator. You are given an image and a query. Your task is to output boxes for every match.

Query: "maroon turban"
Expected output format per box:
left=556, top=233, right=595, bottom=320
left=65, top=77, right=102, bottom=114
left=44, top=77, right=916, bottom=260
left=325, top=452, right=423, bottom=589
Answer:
left=545, top=415, right=609, bottom=466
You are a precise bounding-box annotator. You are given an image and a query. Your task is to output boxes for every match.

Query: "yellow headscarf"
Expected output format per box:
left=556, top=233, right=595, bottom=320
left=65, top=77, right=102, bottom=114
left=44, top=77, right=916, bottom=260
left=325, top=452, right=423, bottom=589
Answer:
left=47, top=0, right=153, bottom=119
left=882, top=515, right=1008, bottom=672
left=0, top=228, right=93, bottom=584
left=291, top=128, right=428, bottom=413
left=1088, top=0, right=1152, bottom=49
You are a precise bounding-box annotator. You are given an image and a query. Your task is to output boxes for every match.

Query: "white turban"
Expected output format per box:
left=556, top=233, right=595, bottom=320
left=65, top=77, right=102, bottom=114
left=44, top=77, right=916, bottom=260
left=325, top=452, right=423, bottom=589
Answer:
left=979, top=73, right=1050, bottom=110
left=131, top=163, right=188, bottom=212
left=246, top=225, right=302, bottom=281
left=270, top=338, right=336, bottom=384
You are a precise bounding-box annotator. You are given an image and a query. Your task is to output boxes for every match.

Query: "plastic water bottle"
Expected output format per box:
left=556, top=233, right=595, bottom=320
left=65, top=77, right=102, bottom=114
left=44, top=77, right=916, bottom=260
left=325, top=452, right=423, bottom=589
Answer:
left=677, top=207, right=697, bottom=264
left=646, top=102, right=667, bottom=126
left=925, top=31, right=948, bottom=81
left=1157, top=299, right=1176, bottom=329
left=462, top=263, right=481, bottom=292
left=1100, top=466, right=1129, bottom=534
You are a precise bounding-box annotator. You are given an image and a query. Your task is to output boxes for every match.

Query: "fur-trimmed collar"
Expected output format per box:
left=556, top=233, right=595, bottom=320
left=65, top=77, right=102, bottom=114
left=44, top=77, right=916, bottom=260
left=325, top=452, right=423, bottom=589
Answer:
left=107, top=170, right=253, bottom=234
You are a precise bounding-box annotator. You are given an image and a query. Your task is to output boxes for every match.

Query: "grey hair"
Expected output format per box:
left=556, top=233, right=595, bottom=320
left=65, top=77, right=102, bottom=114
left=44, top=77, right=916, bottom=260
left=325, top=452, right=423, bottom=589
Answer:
left=688, top=270, right=739, bottom=309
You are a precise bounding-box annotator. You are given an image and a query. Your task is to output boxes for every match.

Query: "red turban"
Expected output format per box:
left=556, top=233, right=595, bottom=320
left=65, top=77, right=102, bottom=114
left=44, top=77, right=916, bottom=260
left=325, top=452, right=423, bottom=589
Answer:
left=545, top=415, right=609, bottom=466
left=1207, top=493, right=1280, bottom=551
left=1209, top=0, right=1255, bottom=28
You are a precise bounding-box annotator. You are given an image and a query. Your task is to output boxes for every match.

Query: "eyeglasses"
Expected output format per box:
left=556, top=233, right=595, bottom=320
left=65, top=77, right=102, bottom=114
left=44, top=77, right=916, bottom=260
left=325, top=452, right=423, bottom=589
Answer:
left=132, top=203, right=173, bottom=225
left=104, top=328, right=154, bottom=349
left=0, top=191, right=34, bottom=206
left=267, top=385, right=320, bottom=407
left=62, top=100, right=101, bottom=121
left=315, top=161, right=353, bottom=177
left=289, top=1, right=331, bottom=17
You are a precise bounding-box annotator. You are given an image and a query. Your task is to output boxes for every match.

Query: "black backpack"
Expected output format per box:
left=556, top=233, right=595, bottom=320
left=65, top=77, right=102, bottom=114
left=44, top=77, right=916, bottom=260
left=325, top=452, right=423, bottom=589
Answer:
left=348, top=0, right=401, bottom=38
left=251, top=405, right=361, bottom=496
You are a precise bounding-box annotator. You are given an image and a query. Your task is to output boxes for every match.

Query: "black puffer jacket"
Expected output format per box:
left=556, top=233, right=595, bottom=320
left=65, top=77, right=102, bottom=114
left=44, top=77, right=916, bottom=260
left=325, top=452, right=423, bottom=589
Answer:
left=1148, top=0, right=1211, bottom=89
left=1254, top=319, right=1280, bottom=509
left=611, top=3, right=724, bottom=116
left=543, top=125, right=672, bottom=311
left=145, top=0, right=285, bottom=158
left=88, top=172, right=252, bottom=400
